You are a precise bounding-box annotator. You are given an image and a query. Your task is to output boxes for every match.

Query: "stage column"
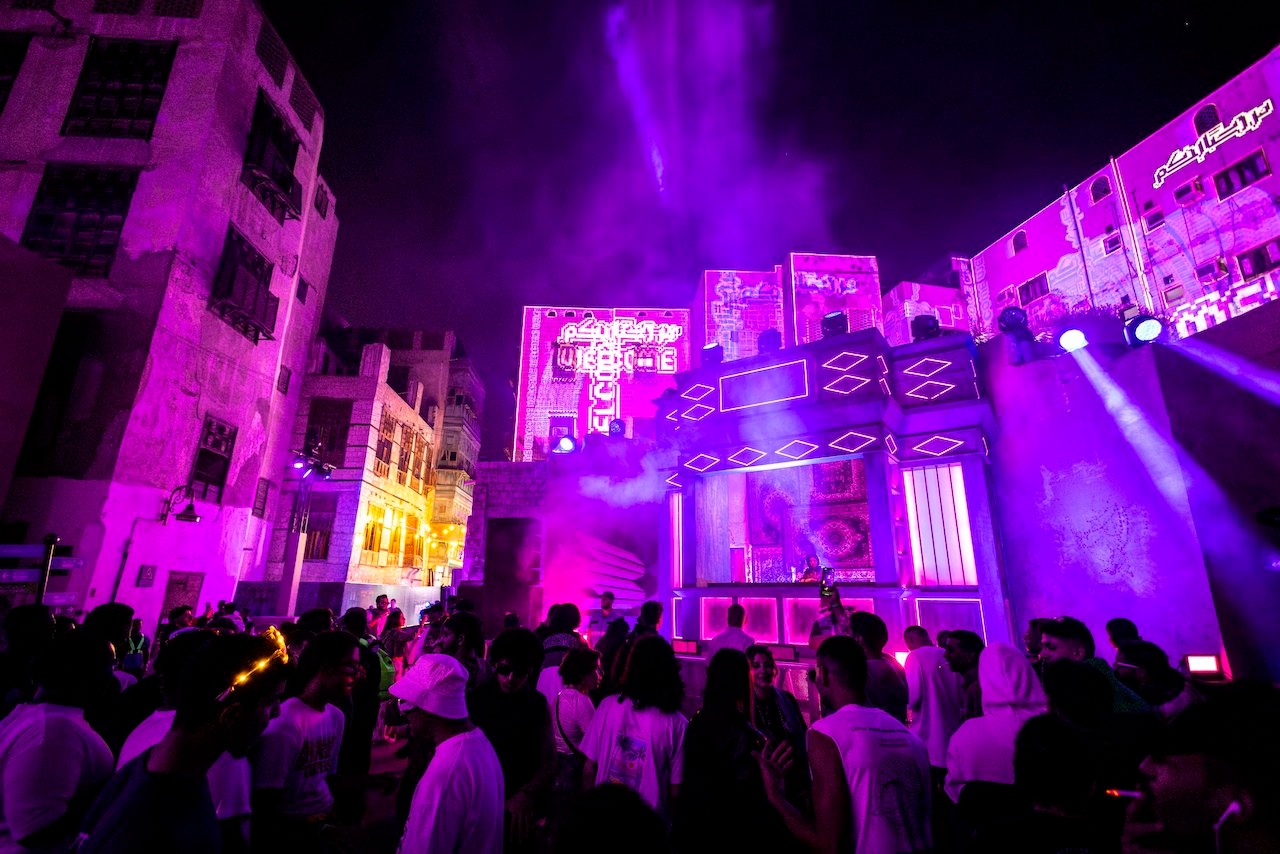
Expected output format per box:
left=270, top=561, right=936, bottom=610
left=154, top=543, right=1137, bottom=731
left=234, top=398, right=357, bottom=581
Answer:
left=959, top=454, right=1013, bottom=644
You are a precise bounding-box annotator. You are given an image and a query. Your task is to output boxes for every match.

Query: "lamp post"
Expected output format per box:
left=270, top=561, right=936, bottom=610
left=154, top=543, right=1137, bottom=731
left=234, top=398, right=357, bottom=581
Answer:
left=110, top=485, right=201, bottom=603
left=276, top=443, right=334, bottom=617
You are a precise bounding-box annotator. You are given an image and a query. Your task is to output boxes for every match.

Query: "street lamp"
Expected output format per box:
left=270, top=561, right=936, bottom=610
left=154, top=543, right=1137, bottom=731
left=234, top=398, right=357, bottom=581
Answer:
left=276, top=444, right=335, bottom=617
left=111, top=484, right=201, bottom=603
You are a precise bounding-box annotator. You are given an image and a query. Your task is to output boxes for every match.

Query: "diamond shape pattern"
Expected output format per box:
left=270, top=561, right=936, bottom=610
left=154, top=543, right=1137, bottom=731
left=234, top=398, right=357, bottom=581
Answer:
left=829, top=431, right=876, bottom=454
left=684, top=453, right=721, bottom=472
left=904, top=380, right=956, bottom=400
left=681, top=383, right=715, bottom=401
left=681, top=403, right=715, bottom=421
left=728, top=447, right=767, bottom=467
left=776, top=440, right=818, bottom=460
left=912, top=435, right=965, bottom=457
left=822, top=351, right=869, bottom=371
left=885, top=434, right=898, bottom=455
left=823, top=374, right=871, bottom=395
left=902, top=357, right=951, bottom=377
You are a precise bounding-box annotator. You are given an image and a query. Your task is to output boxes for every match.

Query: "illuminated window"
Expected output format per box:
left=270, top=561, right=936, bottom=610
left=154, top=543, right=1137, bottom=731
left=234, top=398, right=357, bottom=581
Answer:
left=362, top=505, right=385, bottom=556
left=0, top=34, right=31, bottom=118
left=252, top=478, right=272, bottom=518
left=1090, top=176, right=1111, bottom=203
left=20, top=163, right=139, bottom=276
left=305, top=398, right=352, bottom=468
left=190, top=415, right=236, bottom=503
left=303, top=493, right=337, bottom=560
left=1017, top=272, right=1049, bottom=306
left=1011, top=230, right=1028, bottom=254
left=374, top=411, right=396, bottom=478
left=902, top=462, right=978, bottom=587
left=1193, top=104, right=1220, bottom=137
left=387, top=508, right=404, bottom=561
left=209, top=228, right=278, bottom=343
left=396, top=425, right=411, bottom=485
left=1237, top=239, right=1280, bottom=281
left=242, top=92, right=302, bottom=223
left=1213, top=150, right=1270, bottom=201
left=63, top=38, right=177, bottom=139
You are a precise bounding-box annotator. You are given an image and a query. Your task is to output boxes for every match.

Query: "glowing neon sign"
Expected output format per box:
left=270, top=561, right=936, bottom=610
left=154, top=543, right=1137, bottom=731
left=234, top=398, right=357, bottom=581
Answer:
left=1153, top=99, right=1273, bottom=188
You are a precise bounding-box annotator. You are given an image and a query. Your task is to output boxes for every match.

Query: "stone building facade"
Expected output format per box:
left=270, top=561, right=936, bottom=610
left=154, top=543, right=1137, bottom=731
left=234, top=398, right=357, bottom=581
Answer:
left=0, top=0, right=337, bottom=630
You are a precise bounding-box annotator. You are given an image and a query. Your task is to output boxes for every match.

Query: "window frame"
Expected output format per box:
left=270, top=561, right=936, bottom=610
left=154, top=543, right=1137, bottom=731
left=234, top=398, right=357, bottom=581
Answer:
left=189, top=415, right=237, bottom=504
left=62, top=37, right=178, bottom=140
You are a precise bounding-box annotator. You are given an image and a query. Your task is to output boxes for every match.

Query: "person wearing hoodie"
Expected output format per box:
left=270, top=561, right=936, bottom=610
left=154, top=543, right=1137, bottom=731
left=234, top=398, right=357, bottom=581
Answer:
left=944, top=642, right=1047, bottom=803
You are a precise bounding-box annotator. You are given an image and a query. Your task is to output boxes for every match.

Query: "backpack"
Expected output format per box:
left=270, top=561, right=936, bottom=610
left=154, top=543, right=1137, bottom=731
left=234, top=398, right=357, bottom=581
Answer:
left=360, top=638, right=396, bottom=701
left=122, top=636, right=146, bottom=673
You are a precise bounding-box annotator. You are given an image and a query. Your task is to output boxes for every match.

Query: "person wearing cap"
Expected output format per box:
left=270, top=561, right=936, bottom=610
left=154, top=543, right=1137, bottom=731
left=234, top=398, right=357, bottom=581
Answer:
left=394, top=654, right=503, bottom=854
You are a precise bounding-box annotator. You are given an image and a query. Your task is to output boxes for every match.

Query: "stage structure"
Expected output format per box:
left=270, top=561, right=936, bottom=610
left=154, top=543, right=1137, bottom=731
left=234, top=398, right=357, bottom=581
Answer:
left=659, top=325, right=1005, bottom=672
left=514, top=306, right=693, bottom=462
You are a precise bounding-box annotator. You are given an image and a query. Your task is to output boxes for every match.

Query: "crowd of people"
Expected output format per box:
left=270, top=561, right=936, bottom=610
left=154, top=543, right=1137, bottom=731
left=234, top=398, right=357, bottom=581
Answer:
left=0, top=591, right=1275, bottom=853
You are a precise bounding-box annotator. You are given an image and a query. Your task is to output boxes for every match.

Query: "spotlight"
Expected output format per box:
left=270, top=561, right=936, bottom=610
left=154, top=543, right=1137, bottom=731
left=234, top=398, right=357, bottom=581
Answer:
left=998, top=306, right=1029, bottom=333
left=910, top=313, right=942, bottom=342
left=1124, top=314, right=1164, bottom=347
left=702, top=343, right=724, bottom=366
left=292, top=459, right=305, bottom=469
left=821, top=311, right=849, bottom=338
left=608, top=418, right=626, bottom=437
left=1059, top=328, right=1088, bottom=352
left=551, top=436, right=577, bottom=454
left=757, top=328, right=783, bottom=354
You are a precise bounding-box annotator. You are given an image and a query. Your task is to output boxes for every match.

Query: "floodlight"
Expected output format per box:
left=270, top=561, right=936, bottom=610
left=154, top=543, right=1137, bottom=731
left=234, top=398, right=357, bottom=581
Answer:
left=821, top=311, right=849, bottom=338
left=1059, top=328, right=1088, bottom=352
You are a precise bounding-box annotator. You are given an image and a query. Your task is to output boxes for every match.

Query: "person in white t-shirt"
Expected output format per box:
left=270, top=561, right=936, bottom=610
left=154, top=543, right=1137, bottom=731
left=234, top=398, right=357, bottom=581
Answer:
left=904, top=643, right=963, bottom=772
left=553, top=648, right=601, bottom=757
left=758, top=635, right=933, bottom=854
left=394, top=654, right=504, bottom=854
left=701, top=603, right=755, bottom=661
left=0, top=634, right=116, bottom=852
left=580, top=635, right=687, bottom=822
left=251, top=631, right=360, bottom=848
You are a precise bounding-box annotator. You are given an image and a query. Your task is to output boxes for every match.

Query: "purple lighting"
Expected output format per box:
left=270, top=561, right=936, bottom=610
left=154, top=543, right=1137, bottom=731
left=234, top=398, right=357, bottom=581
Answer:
left=665, top=472, right=684, bottom=489
left=912, top=435, right=965, bottom=457
left=684, top=453, right=721, bottom=472
left=905, top=380, right=957, bottom=400
left=830, top=430, right=877, bottom=454
left=823, top=374, right=871, bottom=394
left=886, top=434, right=899, bottom=455
left=903, top=357, right=952, bottom=377
left=876, top=354, right=889, bottom=374
left=728, top=446, right=767, bottom=467
left=775, top=439, right=819, bottom=460
left=879, top=377, right=891, bottom=396
left=681, top=383, right=715, bottom=401
left=680, top=403, right=715, bottom=421
left=822, top=351, right=869, bottom=371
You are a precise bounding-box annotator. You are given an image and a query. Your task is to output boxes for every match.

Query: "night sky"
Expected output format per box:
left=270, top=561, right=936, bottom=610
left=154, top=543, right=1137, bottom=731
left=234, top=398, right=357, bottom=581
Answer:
left=260, top=1, right=1280, bottom=454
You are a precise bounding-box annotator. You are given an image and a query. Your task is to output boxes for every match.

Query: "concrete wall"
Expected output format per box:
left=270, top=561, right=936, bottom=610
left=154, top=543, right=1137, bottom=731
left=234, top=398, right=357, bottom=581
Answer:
left=981, top=337, right=1225, bottom=667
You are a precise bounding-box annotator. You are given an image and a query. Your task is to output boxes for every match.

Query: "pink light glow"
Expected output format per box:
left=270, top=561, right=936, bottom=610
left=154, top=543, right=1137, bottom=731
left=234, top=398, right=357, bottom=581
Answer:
left=903, top=357, right=952, bottom=378
left=738, top=597, right=780, bottom=644
left=876, top=354, right=889, bottom=374
left=879, top=377, right=891, bottom=396
left=821, top=351, right=869, bottom=371
left=822, top=374, right=871, bottom=394
left=700, top=597, right=733, bottom=640
left=776, top=439, right=819, bottom=460
left=911, top=435, right=965, bottom=457
left=904, top=379, right=957, bottom=400
left=829, top=430, right=876, bottom=454
left=728, top=446, right=767, bottom=467
left=1186, top=654, right=1222, bottom=674
left=893, top=651, right=910, bottom=667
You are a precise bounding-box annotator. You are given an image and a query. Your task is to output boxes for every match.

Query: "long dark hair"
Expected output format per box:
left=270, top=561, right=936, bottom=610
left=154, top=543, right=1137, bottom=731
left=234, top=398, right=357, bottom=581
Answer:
left=620, top=635, right=684, bottom=714
left=701, top=648, right=750, bottom=721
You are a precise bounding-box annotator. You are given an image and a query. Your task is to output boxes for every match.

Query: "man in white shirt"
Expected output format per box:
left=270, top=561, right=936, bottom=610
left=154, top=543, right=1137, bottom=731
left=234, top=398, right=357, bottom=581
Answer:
left=758, top=635, right=933, bottom=854
left=702, top=603, right=755, bottom=660
left=394, top=655, right=504, bottom=854
left=0, top=634, right=116, bottom=852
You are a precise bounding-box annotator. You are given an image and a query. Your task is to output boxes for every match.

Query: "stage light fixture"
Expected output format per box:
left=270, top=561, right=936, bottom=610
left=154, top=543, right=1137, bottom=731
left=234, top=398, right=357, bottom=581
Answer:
left=1059, top=328, right=1088, bottom=352
left=1124, top=314, right=1164, bottom=347
left=998, top=306, right=1029, bottom=333
left=551, top=436, right=577, bottom=454
left=821, top=311, right=849, bottom=338
left=608, top=418, right=626, bottom=437
left=758, top=328, right=783, bottom=354
left=910, top=313, right=942, bottom=342
left=702, top=343, right=724, bottom=366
